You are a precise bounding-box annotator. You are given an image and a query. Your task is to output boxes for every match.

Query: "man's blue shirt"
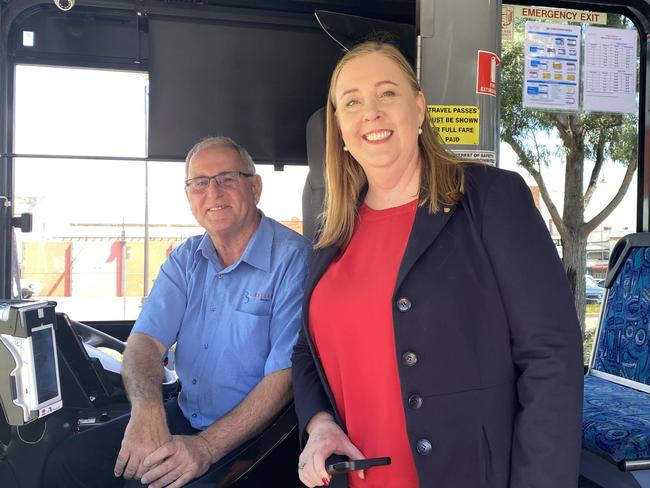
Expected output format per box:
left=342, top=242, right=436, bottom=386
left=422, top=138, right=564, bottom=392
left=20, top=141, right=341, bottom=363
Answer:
left=132, top=214, right=310, bottom=430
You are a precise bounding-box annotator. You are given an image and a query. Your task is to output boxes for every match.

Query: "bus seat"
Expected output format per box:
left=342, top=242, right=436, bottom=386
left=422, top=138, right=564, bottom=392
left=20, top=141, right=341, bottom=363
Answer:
left=581, top=233, right=650, bottom=487
left=302, top=107, right=326, bottom=242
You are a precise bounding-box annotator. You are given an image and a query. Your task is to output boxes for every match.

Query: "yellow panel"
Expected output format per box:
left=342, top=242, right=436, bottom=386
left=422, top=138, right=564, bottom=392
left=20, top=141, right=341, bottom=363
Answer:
left=22, top=241, right=71, bottom=296
left=124, top=240, right=185, bottom=296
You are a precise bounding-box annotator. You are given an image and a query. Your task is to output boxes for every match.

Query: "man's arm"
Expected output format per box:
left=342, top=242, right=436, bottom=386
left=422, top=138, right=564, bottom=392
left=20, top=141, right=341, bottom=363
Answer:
left=114, top=332, right=172, bottom=481
left=140, top=368, right=292, bottom=488
left=200, top=367, right=292, bottom=457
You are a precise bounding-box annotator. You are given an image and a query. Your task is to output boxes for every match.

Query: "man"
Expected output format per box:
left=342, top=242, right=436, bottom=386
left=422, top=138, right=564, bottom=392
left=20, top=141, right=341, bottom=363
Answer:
left=45, top=136, right=311, bottom=488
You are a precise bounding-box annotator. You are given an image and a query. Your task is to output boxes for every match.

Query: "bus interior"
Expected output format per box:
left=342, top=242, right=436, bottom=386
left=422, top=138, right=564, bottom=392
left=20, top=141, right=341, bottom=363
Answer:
left=1, top=0, right=650, bottom=486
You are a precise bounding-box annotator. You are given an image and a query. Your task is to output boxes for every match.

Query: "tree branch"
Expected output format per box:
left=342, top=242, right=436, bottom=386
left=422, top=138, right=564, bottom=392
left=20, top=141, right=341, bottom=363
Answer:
left=528, top=165, right=567, bottom=238
left=502, top=133, right=567, bottom=238
left=583, top=146, right=638, bottom=236
left=584, top=129, right=606, bottom=207
left=551, top=113, right=572, bottom=147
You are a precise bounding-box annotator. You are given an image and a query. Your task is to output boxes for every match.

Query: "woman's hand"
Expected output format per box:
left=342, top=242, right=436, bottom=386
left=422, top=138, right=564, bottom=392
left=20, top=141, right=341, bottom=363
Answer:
left=298, top=412, right=366, bottom=487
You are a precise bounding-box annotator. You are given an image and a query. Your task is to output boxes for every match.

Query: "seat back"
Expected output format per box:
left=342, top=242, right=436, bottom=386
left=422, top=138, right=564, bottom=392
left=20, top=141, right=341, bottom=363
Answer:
left=302, top=107, right=326, bottom=242
left=185, top=400, right=299, bottom=486
left=589, top=233, right=650, bottom=392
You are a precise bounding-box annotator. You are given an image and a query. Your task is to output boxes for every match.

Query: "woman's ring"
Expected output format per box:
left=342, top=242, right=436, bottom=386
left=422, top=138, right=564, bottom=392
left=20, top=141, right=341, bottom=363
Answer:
left=298, top=460, right=306, bottom=470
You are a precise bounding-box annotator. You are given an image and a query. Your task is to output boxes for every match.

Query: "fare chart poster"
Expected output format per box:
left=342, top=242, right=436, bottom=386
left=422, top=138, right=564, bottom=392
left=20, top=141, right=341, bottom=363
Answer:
left=583, top=26, right=638, bottom=113
left=523, top=21, right=581, bottom=111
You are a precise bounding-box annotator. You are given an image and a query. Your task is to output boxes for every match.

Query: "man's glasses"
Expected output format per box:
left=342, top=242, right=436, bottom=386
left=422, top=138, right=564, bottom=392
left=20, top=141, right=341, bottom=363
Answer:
left=185, top=171, right=255, bottom=194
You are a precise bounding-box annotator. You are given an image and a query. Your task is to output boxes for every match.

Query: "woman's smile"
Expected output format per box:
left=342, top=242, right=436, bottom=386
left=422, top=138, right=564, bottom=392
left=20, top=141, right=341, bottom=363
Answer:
left=363, top=129, right=393, bottom=143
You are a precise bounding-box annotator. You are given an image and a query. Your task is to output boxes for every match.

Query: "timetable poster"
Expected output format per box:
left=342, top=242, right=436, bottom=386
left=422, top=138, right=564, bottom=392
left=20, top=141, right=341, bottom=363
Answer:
left=583, top=26, right=637, bottom=113
left=523, top=22, right=581, bottom=111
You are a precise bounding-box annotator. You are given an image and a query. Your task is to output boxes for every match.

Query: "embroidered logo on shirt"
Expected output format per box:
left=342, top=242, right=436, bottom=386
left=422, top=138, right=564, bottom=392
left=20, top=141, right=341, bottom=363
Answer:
left=243, top=291, right=273, bottom=304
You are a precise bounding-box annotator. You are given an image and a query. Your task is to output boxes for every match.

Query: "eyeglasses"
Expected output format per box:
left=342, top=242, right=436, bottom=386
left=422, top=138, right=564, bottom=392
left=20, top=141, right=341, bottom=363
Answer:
left=184, top=171, right=255, bottom=194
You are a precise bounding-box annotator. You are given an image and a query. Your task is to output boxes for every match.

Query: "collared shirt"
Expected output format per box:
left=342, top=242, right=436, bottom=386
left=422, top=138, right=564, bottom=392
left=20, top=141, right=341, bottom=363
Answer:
left=132, top=213, right=311, bottom=430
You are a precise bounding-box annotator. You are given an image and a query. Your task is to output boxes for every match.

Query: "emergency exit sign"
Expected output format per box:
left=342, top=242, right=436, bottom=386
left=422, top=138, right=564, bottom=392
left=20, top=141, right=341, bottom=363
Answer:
left=515, top=6, right=607, bottom=25
left=502, top=5, right=607, bottom=44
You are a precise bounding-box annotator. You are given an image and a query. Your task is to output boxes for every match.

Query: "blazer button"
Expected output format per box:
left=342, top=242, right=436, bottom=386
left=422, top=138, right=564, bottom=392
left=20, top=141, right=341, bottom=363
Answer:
left=402, top=351, right=418, bottom=367
left=416, top=438, right=432, bottom=455
left=397, top=297, right=412, bottom=312
left=408, top=394, right=423, bottom=410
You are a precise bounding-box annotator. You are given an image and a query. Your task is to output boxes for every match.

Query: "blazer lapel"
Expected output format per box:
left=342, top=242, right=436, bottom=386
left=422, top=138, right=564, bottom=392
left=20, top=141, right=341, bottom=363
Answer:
left=395, top=203, right=457, bottom=291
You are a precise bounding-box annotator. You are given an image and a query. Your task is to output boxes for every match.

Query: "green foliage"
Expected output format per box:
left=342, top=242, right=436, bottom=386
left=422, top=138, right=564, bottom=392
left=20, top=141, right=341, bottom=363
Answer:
left=500, top=39, right=555, bottom=171
left=500, top=12, right=639, bottom=328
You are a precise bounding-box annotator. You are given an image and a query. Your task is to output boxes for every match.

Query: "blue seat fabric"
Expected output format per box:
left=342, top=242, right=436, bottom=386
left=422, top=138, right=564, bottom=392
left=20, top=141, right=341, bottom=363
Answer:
left=593, top=247, right=650, bottom=385
left=583, top=245, right=650, bottom=463
left=583, top=375, right=650, bottom=462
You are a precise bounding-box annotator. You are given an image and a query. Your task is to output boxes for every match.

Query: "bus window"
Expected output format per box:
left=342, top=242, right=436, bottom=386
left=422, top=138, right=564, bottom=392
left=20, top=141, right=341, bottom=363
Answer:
left=256, top=164, right=309, bottom=235
left=13, top=66, right=148, bottom=320
left=12, top=65, right=308, bottom=321
left=14, top=65, right=148, bottom=157
left=500, top=6, right=640, bottom=360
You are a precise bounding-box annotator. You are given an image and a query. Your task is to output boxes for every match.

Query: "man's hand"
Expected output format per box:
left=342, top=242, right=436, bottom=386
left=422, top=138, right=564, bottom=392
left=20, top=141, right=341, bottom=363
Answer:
left=139, top=434, right=214, bottom=488
left=298, top=412, right=365, bottom=487
left=114, top=410, right=171, bottom=481
left=135, top=368, right=291, bottom=487
left=116, top=333, right=171, bottom=481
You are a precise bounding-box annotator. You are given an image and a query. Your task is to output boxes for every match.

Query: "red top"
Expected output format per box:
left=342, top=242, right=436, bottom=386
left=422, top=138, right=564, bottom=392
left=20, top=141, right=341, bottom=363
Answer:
left=309, top=199, right=419, bottom=487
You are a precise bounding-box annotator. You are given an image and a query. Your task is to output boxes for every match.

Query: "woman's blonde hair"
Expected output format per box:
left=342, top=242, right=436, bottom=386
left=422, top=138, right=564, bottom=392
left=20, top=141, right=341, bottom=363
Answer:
left=316, top=40, right=465, bottom=249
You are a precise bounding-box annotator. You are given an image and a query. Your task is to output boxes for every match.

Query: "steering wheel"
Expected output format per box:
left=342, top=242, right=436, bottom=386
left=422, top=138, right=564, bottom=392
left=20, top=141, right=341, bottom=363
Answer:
left=69, top=319, right=179, bottom=397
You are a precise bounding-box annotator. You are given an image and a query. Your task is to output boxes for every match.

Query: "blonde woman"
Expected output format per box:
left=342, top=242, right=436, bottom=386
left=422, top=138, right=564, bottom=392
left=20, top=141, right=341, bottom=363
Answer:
left=291, top=41, right=583, bottom=488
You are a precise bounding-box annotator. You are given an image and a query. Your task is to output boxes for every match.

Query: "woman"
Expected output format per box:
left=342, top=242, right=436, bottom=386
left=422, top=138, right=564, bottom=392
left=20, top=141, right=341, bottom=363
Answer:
left=291, top=41, right=583, bottom=488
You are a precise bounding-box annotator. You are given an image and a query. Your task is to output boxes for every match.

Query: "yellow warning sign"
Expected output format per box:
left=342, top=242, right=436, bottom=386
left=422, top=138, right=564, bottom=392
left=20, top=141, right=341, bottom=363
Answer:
left=428, top=105, right=480, bottom=145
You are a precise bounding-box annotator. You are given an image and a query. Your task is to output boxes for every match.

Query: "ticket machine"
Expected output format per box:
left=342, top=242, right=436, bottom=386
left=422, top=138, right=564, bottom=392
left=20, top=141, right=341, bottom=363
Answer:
left=0, top=300, right=63, bottom=426
left=0, top=300, right=76, bottom=488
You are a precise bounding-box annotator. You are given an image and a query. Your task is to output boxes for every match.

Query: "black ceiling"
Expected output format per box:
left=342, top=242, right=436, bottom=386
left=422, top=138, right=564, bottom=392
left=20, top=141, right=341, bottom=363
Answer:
left=163, top=0, right=415, bottom=24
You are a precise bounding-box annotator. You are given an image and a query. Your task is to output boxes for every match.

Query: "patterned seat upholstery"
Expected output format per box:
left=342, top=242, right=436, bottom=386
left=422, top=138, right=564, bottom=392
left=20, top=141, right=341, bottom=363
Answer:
left=584, top=239, right=650, bottom=464
left=583, top=375, right=650, bottom=462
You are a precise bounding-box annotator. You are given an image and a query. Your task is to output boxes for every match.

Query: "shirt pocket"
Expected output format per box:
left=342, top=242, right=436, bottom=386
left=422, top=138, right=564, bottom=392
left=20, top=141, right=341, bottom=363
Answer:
left=228, top=310, right=271, bottom=379
left=236, top=295, right=272, bottom=315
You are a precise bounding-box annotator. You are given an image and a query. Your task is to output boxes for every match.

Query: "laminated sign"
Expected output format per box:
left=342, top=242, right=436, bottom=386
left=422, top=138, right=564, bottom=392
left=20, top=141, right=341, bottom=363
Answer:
left=523, top=21, right=581, bottom=111
left=476, top=50, right=500, bottom=96
left=428, top=105, right=480, bottom=145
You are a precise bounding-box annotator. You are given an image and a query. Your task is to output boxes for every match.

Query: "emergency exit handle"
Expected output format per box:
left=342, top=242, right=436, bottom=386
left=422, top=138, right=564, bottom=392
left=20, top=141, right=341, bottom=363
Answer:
left=11, top=213, right=32, bottom=233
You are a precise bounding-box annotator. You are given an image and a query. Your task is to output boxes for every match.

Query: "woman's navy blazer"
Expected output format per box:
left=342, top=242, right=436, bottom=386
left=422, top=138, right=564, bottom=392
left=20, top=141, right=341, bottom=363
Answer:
left=292, top=163, right=584, bottom=488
